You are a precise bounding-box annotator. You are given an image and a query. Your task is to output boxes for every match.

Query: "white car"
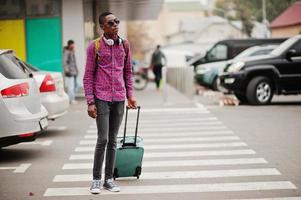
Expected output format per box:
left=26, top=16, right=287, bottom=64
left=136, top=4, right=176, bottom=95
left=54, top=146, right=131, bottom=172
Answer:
left=0, top=50, right=48, bottom=148
left=18, top=60, right=69, bottom=120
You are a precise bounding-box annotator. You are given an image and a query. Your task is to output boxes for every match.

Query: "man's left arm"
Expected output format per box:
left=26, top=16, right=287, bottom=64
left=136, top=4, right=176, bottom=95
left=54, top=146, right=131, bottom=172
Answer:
left=124, top=41, right=137, bottom=109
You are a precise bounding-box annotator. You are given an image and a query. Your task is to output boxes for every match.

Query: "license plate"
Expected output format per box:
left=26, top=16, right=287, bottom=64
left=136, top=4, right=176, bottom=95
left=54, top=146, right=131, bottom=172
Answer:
left=39, top=117, right=48, bottom=130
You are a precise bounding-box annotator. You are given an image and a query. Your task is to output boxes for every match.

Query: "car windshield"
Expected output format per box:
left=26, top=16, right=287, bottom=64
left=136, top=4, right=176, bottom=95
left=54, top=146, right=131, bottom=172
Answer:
left=270, top=37, right=299, bottom=56
left=234, top=46, right=276, bottom=60
left=0, top=53, right=31, bottom=79
left=206, top=44, right=228, bottom=62
left=21, top=60, right=40, bottom=72
left=234, top=47, right=260, bottom=59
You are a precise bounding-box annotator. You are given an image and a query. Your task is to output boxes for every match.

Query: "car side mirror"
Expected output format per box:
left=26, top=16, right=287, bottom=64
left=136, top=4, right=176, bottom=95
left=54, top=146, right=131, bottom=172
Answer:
left=286, top=49, right=296, bottom=61
left=287, top=49, right=297, bottom=57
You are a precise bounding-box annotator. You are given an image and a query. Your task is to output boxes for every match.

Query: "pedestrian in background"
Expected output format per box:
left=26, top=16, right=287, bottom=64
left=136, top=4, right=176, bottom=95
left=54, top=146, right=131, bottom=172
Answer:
left=150, top=45, right=167, bottom=91
left=63, top=40, right=79, bottom=104
left=83, top=11, right=137, bottom=194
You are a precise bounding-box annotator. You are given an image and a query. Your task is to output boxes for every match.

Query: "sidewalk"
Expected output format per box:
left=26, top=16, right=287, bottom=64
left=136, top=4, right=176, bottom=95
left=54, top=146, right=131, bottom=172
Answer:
left=134, top=83, right=196, bottom=108
left=77, top=82, right=196, bottom=108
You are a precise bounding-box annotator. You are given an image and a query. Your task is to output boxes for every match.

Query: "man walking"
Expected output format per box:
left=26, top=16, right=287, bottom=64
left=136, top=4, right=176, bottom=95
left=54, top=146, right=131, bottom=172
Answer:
left=83, top=11, right=137, bottom=194
left=63, top=40, right=79, bottom=104
left=150, top=45, right=167, bottom=91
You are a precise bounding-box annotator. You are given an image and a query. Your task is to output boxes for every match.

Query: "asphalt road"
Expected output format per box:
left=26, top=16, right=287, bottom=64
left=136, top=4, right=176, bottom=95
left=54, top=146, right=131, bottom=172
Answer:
left=1, top=86, right=301, bottom=200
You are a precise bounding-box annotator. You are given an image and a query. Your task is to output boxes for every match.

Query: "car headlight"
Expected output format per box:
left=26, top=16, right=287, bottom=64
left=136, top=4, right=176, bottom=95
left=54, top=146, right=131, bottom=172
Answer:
left=196, top=67, right=210, bottom=74
left=227, top=62, right=245, bottom=73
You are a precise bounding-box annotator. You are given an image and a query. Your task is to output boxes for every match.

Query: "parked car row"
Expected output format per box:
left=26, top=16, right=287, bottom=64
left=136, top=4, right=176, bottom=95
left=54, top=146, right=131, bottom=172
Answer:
left=220, top=35, right=301, bottom=105
left=192, top=35, right=301, bottom=105
left=194, top=45, right=279, bottom=91
left=0, top=50, right=69, bottom=148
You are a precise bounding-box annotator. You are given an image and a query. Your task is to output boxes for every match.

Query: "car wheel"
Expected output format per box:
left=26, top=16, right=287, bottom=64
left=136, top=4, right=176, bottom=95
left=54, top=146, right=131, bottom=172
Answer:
left=246, top=76, right=274, bottom=105
left=234, top=92, right=247, bottom=103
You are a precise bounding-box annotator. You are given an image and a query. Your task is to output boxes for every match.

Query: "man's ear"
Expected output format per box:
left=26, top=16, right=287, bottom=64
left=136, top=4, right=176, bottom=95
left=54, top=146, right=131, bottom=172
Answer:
left=99, top=23, right=104, bottom=30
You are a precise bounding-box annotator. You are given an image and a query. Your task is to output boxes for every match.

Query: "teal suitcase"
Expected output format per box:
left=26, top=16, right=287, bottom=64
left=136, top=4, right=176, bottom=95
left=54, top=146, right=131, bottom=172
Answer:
left=114, top=106, right=144, bottom=179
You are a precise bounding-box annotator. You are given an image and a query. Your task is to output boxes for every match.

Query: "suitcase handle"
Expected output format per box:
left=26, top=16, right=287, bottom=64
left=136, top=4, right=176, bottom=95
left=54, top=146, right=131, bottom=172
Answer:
left=123, top=106, right=140, bottom=147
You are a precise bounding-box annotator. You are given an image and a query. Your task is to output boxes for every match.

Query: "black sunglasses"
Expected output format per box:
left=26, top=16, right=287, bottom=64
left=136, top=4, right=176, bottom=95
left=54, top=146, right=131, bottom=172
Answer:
left=107, top=18, right=120, bottom=27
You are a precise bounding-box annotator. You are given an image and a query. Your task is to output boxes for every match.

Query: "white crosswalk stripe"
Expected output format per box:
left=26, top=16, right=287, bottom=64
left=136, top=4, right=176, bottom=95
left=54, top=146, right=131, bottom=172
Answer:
left=89, top=126, right=228, bottom=132
left=90, top=121, right=223, bottom=129
left=79, top=136, right=241, bottom=145
left=62, top=158, right=268, bottom=170
left=84, top=130, right=235, bottom=138
left=44, top=105, right=298, bottom=198
left=53, top=168, right=281, bottom=182
left=44, top=181, right=296, bottom=196
left=74, top=142, right=249, bottom=152
left=69, top=149, right=256, bottom=160
left=92, top=117, right=219, bottom=125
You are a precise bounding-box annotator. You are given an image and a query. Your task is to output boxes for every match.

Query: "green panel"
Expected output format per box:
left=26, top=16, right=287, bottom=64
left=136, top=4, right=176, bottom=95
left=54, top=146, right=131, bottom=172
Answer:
left=26, top=18, right=62, bottom=72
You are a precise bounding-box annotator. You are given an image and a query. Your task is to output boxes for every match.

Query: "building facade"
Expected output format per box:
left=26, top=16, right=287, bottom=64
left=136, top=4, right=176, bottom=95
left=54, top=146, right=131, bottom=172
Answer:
left=270, top=1, right=301, bottom=38
left=0, top=0, right=163, bottom=86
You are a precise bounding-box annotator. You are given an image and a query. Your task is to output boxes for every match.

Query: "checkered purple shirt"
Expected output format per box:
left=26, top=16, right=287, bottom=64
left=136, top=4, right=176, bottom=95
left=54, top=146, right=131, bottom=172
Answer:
left=83, top=38, right=133, bottom=104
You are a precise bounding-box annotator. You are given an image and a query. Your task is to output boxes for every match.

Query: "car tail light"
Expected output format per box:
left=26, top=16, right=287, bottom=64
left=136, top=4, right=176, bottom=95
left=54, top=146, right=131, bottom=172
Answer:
left=18, top=133, right=34, bottom=138
left=1, top=83, right=29, bottom=98
left=40, top=74, right=56, bottom=92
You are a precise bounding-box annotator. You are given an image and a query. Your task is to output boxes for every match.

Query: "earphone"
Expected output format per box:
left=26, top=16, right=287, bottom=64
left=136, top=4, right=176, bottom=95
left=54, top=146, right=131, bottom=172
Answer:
left=103, top=36, right=122, bottom=46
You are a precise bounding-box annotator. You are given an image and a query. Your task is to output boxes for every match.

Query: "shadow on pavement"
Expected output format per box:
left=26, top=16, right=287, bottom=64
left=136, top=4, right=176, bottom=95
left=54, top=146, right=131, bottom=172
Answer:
left=0, top=148, right=41, bottom=163
left=270, top=101, right=301, bottom=106
left=38, top=129, right=68, bottom=139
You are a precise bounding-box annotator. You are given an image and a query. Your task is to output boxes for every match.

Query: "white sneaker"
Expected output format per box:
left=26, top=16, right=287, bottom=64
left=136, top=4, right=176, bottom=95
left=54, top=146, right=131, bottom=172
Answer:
left=90, top=180, right=102, bottom=194
left=103, top=179, right=120, bottom=192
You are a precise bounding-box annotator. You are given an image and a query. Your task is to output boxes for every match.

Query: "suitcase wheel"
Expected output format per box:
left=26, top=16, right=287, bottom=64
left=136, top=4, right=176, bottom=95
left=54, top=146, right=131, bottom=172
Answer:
left=137, top=175, right=140, bottom=179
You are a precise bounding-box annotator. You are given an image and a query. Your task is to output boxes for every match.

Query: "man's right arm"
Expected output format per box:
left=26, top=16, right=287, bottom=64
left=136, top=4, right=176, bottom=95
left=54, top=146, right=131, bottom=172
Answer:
left=83, top=42, right=96, bottom=105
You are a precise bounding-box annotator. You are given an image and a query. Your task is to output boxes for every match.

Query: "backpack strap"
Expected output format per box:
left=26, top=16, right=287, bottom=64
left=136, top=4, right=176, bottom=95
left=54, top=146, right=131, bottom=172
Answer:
left=94, top=37, right=101, bottom=64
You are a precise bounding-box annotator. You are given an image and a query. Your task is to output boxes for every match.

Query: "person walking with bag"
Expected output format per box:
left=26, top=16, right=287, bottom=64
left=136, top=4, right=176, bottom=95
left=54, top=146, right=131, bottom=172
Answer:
left=63, top=40, right=79, bottom=104
left=150, top=45, right=167, bottom=91
left=83, top=11, right=137, bottom=194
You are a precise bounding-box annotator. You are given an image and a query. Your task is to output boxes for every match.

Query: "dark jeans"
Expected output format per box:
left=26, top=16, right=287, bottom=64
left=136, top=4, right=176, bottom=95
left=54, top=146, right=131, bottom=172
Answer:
left=153, top=64, right=163, bottom=89
left=93, top=99, right=125, bottom=180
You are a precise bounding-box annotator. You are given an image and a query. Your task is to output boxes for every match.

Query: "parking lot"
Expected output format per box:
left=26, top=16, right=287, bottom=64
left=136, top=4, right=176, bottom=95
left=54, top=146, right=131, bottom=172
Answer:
left=1, top=84, right=301, bottom=200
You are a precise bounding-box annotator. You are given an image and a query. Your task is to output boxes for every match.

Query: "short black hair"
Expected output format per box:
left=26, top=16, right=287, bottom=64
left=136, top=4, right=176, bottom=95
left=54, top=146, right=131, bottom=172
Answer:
left=67, top=40, right=74, bottom=46
left=99, top=11, right=113, bottom=25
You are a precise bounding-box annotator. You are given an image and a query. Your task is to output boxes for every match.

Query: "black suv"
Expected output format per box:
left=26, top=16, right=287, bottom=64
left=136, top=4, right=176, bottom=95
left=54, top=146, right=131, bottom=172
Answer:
left=220, top=35, right=301, bottom=105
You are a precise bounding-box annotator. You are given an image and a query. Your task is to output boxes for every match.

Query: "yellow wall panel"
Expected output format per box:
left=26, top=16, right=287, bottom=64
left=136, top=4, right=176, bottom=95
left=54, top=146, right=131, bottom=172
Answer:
left=0, top=19, right=26, bottom=60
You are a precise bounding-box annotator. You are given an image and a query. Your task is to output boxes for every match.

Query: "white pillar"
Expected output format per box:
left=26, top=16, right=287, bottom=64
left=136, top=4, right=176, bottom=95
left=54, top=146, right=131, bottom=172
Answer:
left=62, top=0, right=85, bottom=87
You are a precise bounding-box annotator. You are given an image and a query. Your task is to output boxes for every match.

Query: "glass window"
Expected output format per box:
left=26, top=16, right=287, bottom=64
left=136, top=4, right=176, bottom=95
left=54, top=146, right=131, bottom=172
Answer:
left=250, top=49, right=273, bottom=56
left=25, top=0, right=61, bottom=18
left=17, top=58, right=39, bottom=72
left=271, top=37, right=299, bottom=56
left=0, top=53, right=30, bottom=79
left=292, top=41, right=301, bottom=52
left=0, top=0, right=24, bottom=19
left=207, top=44, right=227, bottom=62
